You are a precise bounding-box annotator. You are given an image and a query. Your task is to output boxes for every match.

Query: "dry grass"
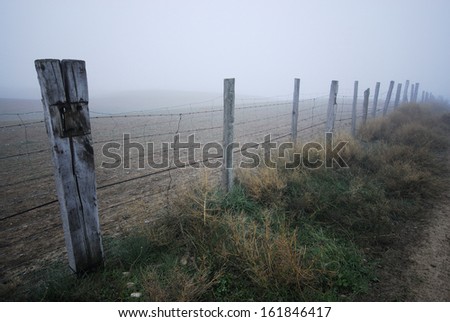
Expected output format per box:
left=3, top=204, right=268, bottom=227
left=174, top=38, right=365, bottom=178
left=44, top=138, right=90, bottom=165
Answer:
left=142, top=258, right=223, bottom=301
left=236, top=166, right=286, bottom=204
left=9, top=102, right=449, bottom=302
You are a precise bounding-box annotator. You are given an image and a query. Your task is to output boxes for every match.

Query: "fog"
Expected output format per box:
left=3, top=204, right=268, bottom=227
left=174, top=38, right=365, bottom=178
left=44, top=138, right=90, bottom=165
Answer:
left=1, top=0, right=449, bottom=101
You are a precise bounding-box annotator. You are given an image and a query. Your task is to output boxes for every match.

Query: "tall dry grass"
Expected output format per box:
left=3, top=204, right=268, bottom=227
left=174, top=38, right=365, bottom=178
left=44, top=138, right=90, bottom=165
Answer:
left=10, top=103, right=449, bottom=302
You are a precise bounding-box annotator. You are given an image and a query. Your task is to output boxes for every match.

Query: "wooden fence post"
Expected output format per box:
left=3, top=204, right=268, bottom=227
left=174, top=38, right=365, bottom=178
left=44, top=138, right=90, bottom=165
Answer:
left=403, top=80, right=410, bottom=103
left=414, top=82, right=420, bottom=102
left=410, top=84, right=415, bottom=102
left=35, top=59, right=104, bottom=274
left=371, top=82, right=380, bottom=118
left=351, top=81, right=358, bottom=137
left=291, top=78, right=300, bottom=144
left=394, top=83, right=402, bottom=107
left=383, top=81, right=395, bottom=116
left=326, top=80, right=339, bottom=132
left=222, top=78, right=235, bottom=192
left=362, top=88, right=370, bottom=125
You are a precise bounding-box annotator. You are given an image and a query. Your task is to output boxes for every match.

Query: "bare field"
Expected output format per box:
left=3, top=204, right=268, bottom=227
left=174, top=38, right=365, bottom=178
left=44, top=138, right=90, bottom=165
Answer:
left=0, top=96, right=355, bottom=282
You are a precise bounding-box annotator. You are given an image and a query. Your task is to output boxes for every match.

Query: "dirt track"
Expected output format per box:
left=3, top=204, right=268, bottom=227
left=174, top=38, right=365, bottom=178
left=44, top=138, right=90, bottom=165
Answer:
left=406, top=186, right=450, bottom=301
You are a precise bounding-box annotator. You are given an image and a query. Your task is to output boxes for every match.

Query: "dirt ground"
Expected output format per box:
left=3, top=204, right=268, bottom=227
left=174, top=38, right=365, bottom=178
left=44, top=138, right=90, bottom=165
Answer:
left=3, top=101, right=449, bottom=301
left=2, top=102, right=324, bottom=285
left=364, top=155, right=450, bottom=302
left=405, top=186, right=450, bottom=301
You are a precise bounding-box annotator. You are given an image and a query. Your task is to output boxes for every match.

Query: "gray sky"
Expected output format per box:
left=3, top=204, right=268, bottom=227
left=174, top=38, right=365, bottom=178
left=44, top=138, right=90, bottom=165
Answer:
left=1, top=0, right=449, bottom=99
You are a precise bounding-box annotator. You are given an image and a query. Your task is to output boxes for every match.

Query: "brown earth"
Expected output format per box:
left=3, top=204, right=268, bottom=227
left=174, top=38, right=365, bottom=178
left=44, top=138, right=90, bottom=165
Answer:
left=364, top=156, right=450, bottom=302
left=405, top=187, right=450, bottom=301
left=10, top=99, right=445, bottom=301
left=2, top=102, right=331, bottom=288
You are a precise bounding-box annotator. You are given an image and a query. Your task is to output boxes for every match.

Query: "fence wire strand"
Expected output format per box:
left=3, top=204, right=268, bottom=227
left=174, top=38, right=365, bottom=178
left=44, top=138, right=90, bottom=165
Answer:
left=0, top=89, right=394, bottom=223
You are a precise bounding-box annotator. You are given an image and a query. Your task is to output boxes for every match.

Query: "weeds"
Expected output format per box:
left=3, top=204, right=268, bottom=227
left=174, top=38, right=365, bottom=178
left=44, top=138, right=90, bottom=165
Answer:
left=5, top=103, right=450, bottom=302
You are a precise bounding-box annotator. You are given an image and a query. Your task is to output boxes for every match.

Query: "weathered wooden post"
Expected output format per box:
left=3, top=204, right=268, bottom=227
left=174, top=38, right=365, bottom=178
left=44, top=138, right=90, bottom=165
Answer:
left=414, top=82, right=420, bottom=102
left=35, top=59, right=104, bottom=274
left=362, top=88, right=370, bottom=125
left=383, top=81, right=395, bottom=116
left=371, top=82, right=380, bottom=118
left=326, top=80, right=339, bottom=133
left=403, top=80, right=410, bottom=103
left=351, top=81, right=358, bottom=137
left=291, top=78, right=300, bottom=144
left=222, top=78, right=235, bottom=192
left=394, top=83, right=402, bottom=107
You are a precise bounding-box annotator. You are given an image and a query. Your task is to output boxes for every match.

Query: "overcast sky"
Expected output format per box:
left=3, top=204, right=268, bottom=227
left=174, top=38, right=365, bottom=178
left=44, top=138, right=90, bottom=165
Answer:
left=1, top=0, right=449, bottom=99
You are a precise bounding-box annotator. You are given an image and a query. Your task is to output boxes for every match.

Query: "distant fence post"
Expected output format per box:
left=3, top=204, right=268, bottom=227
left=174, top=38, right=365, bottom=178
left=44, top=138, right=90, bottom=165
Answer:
left=35, top=59, right=104, bottom=275
left=383, top=81, right=395, bottom=116
left=351, top=81, right=358, bottom=137
left=371, top=82, right=380, bottom=118
left=291, top=78, right=300, bottom=144
left=222, top=78, right=235, bottom=192
left=414, top=83, right=420, bottom=102
left=362, top=88, right=370, bottom=125
left=394, top=83, right=402, bottom=107
left=403, top=80, right=410, bottom=103
left=326, top=80, right=339, bottom=132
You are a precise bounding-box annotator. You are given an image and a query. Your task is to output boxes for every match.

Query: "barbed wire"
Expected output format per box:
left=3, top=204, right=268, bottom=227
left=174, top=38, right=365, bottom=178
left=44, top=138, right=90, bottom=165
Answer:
left=90, top=107, right=223, bottom=119
left=0, top=90, right=401, bottom=223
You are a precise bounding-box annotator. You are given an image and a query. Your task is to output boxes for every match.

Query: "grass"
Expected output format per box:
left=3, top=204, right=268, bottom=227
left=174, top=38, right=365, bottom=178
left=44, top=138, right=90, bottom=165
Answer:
left=3, top=102, right=450, bottom=302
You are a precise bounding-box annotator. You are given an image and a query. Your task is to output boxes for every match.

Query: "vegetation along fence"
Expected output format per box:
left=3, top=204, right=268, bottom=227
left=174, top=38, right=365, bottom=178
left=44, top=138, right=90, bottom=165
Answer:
left=0, top=58, right=439, bottom=276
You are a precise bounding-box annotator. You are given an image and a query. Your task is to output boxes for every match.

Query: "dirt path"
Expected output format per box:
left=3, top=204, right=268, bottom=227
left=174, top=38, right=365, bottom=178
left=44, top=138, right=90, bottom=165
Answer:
left=406, top=186, right=450, bottom=301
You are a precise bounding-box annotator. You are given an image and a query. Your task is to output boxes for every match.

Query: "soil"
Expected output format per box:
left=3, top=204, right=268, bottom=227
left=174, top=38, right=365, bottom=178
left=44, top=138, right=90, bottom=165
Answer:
left=2, top=103, right=449, bottom=301
left=364, top=158, right=450, bottom=302
left=405, top=187, right=450, bottom=301
left=2, top=103, right=325, bottom=290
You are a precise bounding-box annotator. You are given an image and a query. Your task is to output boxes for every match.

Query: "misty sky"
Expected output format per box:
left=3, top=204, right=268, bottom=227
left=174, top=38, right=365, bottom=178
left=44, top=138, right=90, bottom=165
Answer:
left=1, top=0, right=449, bottom=99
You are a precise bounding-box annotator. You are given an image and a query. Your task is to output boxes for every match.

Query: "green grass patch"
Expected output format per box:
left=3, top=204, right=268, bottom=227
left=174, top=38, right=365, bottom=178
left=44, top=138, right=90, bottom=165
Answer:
left=5, top=103, right=449, bottom=302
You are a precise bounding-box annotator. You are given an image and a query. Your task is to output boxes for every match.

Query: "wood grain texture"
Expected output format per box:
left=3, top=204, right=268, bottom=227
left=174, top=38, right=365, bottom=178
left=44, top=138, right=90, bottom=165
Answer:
left=35, top=59, right=103, bottom=274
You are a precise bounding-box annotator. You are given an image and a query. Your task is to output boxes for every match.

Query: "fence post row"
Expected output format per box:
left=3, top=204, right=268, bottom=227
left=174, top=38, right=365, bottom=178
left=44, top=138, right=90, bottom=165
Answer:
left=291, top=78, right=300, bottom=144
left=222, top=78, right=235, bottom=193
left=383, top=81, right=395, bottom=116
left=326, top=80, right=339, bottom=133
left=362, top=88, right=370, bottom=125
left=34, top=59, right=104, bottom=274
left=351, top=81, right=358, bottom=137
left=372, top=82, right=380, bottom=118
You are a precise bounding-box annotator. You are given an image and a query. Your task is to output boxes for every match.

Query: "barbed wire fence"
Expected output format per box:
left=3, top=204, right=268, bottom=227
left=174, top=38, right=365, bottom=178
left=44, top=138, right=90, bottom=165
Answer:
left=0, top=77, right=437, bottom=277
